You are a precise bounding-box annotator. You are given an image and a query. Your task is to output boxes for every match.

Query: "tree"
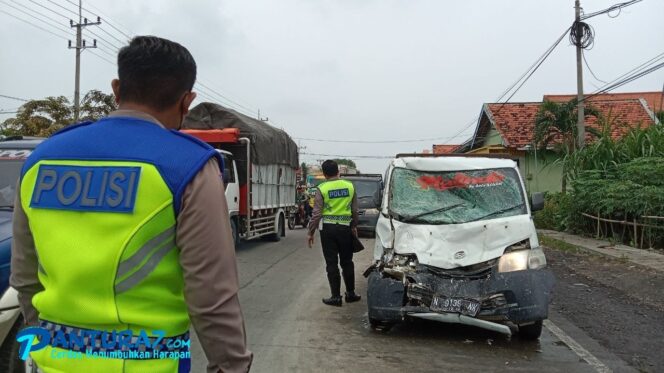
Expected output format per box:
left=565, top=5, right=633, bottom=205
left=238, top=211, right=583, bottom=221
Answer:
left=79, top=90, right=117, bottom=121
left=0, top=90, right=117, bottom=137
left=533, top=99, right=599, bottom=193
left=333, top=159, right=356, bottom=169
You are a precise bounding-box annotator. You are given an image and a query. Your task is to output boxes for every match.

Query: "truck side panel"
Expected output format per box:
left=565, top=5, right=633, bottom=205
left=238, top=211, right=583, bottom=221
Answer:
left=251, top=164, right=296, bottom=210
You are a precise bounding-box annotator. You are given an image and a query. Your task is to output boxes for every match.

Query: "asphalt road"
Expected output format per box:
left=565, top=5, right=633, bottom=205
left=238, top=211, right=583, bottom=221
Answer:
left=190, top=229, right=633, bottom=373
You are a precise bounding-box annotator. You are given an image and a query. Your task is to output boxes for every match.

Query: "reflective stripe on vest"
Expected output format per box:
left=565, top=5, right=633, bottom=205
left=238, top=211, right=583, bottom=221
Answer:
left=318, top=179, right=354, bottom=225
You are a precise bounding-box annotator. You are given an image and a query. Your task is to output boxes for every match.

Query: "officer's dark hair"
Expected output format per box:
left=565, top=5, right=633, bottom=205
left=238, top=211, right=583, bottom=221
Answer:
left=321, top=160, right=339, bottom=177
left=117, top=36, right=196, bottom=110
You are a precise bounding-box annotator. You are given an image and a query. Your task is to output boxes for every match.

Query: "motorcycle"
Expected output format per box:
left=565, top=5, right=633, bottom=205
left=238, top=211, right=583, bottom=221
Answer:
left=288, top=202, right=310, bottom=229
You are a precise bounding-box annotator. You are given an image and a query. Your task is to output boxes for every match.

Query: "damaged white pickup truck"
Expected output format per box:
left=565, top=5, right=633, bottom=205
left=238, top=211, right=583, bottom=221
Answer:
left=365, top=154, right=554, bottom=339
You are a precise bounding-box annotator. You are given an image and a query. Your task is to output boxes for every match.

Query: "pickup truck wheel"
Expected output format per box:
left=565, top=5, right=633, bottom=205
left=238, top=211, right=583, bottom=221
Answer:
left=518, top=320, right=543, bottom=340
left=0, top=316, right=26, bottom=373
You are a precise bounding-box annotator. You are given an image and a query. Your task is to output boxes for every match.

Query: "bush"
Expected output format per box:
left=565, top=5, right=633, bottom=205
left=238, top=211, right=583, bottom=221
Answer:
left=534, top=192, right=571, bottom=231
left=567, top=157, right=664, bottom=247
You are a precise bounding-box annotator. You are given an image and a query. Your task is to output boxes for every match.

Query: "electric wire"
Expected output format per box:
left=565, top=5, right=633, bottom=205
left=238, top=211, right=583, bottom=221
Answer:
left=569, top=21, right=594, bottom=49
left=28, top=0, right=69, bottom=20
left=195, top=81, right=258, bottom=115
left=95, top=22, right=128, bottom=45
left=582, top=51, right=608, bottom=84
left=0, top=3, right=114, bottom=67
left=0, top=94, right=29, bottom=102
left=55, top=0, right=264, bottom=118
left=581, top=0, right=643, bottom=20
left=578, top=53, right=664, bottom=105
left=590, top=61, right=664, bottom=97
left=494, top=28, right=570, bottom=104
left=86, top=49, right=115, bottom=66
left=19, top=1, right=120, bottom=54
left=64, top=0, right=133, bottom=39
left=297, top=26, right=571, bottom=145
left=294, top=124, right=478, bottom=144
left=85, top=28, right=121, bottom=52
left=25, top=1, right=122, bottom=52
left=491, top=27, right=570, bottom=116
left=300, top=152, right=393, bottom=159
left=45, top=0, right=77, bottom=17
left=193, top=84, right=258, bottom=118
left=1, top=8, right=69, bottom=41
left=1, top=0, right=70, bottom=37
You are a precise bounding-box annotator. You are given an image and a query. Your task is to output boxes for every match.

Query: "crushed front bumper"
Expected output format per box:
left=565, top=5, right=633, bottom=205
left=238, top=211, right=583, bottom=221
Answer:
left=367, top=266, right=554, bottom=334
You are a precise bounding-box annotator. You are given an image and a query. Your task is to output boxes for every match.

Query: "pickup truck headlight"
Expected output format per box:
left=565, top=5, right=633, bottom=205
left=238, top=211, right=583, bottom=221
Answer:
left=363, top=208, right=380, bottom=216
left=498, top=247, right=546, bottom=273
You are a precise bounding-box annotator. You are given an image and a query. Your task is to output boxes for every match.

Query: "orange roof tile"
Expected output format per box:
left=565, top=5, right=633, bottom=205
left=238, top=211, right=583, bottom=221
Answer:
left=485, top=99, right=656, bottom=149
left=543, top=91, right=664, bottom=113
left=432, top=144, right=461, bottom=154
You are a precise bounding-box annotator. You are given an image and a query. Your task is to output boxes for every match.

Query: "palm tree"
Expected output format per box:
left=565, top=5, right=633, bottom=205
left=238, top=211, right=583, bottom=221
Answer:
left=533, top=99, right=599, bottom=193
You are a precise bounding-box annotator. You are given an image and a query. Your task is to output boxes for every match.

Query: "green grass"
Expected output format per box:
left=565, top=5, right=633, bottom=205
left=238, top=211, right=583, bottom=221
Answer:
left=540, top=235, right=584, bottom=254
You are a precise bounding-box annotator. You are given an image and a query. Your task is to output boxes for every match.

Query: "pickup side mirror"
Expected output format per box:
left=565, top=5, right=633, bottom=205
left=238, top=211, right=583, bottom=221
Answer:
left=530, top=192, right=544, bottom=212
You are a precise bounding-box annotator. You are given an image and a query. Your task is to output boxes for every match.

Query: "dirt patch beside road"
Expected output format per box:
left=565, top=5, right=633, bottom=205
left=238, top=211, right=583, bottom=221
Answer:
left=545, top=244, right=664, bottom=372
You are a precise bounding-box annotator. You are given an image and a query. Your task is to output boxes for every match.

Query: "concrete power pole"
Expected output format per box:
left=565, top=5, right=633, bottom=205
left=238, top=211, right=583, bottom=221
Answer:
left=68, top=0, right=100, bottom=122
left=575, top=0, right=585, bottom=149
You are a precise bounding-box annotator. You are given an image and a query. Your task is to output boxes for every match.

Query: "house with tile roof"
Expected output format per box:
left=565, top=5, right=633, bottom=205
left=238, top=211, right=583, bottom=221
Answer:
left=432, top=144, right=461, bottom=154
left=457, top=92, right=661, bottom=193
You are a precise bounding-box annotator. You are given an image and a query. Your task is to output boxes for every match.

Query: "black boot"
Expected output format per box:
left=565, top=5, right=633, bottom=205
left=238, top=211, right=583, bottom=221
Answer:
left=322, top=295, right=342, bottom=307
left=344, top=291, right=361, bottom=303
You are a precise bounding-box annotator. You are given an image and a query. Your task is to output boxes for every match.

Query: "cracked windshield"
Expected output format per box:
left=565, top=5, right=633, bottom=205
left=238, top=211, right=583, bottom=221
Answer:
left=390, top=167, right=526, bottom=224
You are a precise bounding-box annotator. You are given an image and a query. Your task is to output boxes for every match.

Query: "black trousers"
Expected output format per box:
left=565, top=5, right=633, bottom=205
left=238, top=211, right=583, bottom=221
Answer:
left=320, top=223, right=355, bottom=297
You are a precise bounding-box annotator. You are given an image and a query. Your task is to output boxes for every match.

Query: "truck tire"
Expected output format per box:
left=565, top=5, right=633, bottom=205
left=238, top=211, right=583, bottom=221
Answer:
left=0, top=316, right=26, bottom=373
left=266, top=214, right=284, bottom=242
left=230, top=218, right=239, bottom=248
left=518, top=320, right=543, bottom=340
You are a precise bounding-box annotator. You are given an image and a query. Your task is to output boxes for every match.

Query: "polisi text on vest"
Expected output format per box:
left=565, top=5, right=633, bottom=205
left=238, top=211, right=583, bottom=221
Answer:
left=30, top=165, right=141, bottom=213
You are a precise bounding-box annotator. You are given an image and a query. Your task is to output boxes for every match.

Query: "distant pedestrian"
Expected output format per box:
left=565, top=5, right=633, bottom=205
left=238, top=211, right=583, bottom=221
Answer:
left=307, top=160, right=361, bottom=306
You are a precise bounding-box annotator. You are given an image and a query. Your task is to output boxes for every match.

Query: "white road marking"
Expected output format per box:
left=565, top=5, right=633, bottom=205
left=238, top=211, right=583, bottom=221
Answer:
left=543, top=319, right=612, bottom=373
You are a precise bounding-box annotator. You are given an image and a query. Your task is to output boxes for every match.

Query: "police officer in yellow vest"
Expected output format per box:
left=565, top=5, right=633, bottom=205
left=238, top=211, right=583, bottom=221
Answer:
left=11, top=36, right=252, bottom=372
left=307, top=160, right=361, bottom=307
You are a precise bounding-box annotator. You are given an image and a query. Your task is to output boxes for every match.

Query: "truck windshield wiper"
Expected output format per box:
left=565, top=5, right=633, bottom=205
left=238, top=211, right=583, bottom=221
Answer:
left=466, top=203, right=525, bottom=223
left=400, top=202, right=465, bottom=223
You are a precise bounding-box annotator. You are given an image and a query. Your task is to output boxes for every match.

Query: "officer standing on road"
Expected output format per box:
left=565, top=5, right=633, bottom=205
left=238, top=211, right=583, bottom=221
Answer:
left=307, top=160, right=361, bottom=306
left=11, top=36, right=252, bottom=373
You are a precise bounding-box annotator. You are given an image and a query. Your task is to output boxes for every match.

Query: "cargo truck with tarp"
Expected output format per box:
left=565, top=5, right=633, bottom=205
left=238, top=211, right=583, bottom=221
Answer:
left=182, top=103, right=298, bottom=243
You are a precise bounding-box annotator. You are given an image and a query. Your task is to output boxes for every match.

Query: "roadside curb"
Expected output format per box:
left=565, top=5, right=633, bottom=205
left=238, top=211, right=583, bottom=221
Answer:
left=538, top=229, right=664, bottom=273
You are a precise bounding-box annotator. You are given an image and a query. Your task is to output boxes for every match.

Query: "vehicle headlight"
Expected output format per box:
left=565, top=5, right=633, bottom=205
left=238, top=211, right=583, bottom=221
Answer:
left=363, top=208, right=380, bottom=216
left=498, top=247, right=546, bottom=273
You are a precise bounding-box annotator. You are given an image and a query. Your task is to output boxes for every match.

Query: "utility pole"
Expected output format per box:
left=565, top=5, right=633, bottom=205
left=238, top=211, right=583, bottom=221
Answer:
left=575, top=0, right=585, bottom=149
left=68, top=0, right=100, bottom=122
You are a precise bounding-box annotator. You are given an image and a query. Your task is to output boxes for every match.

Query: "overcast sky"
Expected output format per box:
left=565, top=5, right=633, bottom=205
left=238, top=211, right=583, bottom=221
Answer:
left=1, top=0, right=663, bottom=173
